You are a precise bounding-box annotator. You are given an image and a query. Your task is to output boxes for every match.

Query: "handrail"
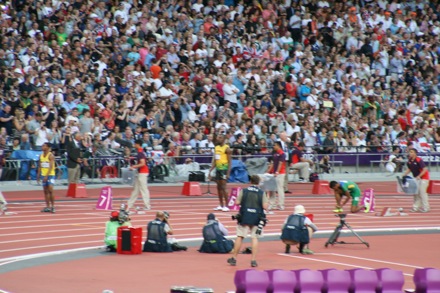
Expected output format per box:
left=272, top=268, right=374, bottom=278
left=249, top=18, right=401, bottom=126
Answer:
left=3, top=150, right=440, bottom=182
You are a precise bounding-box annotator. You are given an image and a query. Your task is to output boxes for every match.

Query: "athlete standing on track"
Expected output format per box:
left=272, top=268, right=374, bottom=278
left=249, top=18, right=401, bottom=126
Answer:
left=37, top=142, right=56, bottom=213
left=209, top=134, right=232, bottom=212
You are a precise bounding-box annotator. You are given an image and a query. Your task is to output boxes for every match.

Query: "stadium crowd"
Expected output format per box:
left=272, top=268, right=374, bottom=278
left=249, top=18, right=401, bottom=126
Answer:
left=1, top=0, right=440, bottom=163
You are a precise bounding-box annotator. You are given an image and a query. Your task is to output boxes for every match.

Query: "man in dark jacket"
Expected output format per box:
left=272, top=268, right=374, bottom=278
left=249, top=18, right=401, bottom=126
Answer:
left=66, top=132, right=83, bottom=184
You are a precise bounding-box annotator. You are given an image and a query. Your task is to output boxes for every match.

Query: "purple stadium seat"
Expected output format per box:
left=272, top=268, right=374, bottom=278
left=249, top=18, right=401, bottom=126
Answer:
left=374, top=268, right=404, bottom=293
left=271, top=270, right=297, bottom=293
left=234, top=269, right=252, bottom=293
left=299, top=269, right=325, bottom=293
left=414, top=268, right=435, bottom=293
left=326, top=270, right=351, bottom=293
left=234, top=270, right=270, bottom=293
left=351, top=269, right=378, bottom=293
left=320, top=269, right=339, bottom=293
left=426, top=268, right=440, bottom=293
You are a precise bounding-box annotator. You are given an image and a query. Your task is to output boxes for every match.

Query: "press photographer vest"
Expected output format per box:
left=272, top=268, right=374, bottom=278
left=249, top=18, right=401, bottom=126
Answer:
left=143, top=219, right=172, bottom=252
left=281, top=215, right=310, bottom=244
left=199, top=221, right=232, bottom=253
left=240, top=186, right=264, bottom=226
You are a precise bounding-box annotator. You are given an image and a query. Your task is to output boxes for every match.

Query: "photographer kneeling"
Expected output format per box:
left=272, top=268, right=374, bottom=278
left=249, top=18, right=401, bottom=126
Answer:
left=104, top=208, right=132, bottom=252
left=199, top=213, right=234, bottom=253
left=143, top=211, right=187, bottom=252
left=281, top=205, right=318, bottom=255
left=227, top=175, right=269, bottom=268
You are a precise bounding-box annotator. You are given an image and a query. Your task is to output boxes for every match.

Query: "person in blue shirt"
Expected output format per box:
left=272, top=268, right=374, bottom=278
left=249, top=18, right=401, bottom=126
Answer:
left=127, top=46, right=140, bottom=65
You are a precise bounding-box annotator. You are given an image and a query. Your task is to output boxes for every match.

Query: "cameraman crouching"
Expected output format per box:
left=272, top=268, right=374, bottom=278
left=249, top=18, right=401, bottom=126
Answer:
left=227, top=175, right=269, bottom=268
left=281, top=205, right=318, bottom=255
left=199, top=213, right=234, bottom=253
left=143, top=211, right=187, bottom=252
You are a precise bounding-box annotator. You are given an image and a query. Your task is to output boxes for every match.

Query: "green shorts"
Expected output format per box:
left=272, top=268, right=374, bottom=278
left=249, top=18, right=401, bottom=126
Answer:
left=215, top=169, right=228, bottom=181
left=351, top=189, right=361, bottom=206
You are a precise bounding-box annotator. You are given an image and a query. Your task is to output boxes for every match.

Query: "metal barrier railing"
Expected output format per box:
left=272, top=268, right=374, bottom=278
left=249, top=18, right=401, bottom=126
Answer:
left=2, top=150, right=440, bottom=182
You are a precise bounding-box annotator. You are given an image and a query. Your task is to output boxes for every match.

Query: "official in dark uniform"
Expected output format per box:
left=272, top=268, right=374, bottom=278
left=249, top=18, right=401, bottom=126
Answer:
left=199, top=213, right=233, bottom=254
left=281, top=205, right=318, bottom=255
left=66, top=132, right=83, bottom=184
left=227, top=175, right=269, bottom=268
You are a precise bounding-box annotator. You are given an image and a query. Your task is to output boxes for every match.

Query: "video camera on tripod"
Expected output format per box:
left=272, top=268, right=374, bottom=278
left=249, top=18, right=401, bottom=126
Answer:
left=325, top=213, right=369, bottom=248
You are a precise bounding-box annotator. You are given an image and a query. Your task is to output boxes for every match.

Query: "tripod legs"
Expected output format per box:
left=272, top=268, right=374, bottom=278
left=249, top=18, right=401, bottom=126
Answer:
left=325, top=223, right=343, bottom=247
left=325, top=221, right=370, bottom=248
left=202, top=180, right=216, bottom=195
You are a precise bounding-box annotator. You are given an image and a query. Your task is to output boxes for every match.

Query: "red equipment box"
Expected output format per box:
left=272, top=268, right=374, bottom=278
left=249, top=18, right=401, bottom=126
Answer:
left=117, top=226, right=143, bottom=254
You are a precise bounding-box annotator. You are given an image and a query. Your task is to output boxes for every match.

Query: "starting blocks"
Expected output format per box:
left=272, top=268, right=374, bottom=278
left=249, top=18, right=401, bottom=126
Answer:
left=376, top=207, right=408, bottom=217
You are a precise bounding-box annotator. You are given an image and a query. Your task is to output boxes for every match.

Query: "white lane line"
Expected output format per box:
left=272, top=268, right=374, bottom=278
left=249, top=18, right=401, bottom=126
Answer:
left=278, top=253, right=415, bottom=276
left=0, top=241, right=102, bottom=253
left=329, top=253, right=423, bottom=269
left=0, top=234, right=103, bottom=244
left=0, top=246, right=102, bottom=267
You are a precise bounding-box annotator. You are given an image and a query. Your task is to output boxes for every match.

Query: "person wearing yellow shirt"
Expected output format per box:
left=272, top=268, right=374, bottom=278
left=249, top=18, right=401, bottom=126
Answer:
left=209, top=134, right=232, bottom=212
left=37, top=142, right=56, bottom=213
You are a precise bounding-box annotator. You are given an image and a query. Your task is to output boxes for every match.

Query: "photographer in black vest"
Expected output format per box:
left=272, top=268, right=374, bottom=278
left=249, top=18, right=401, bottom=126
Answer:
left=227, top=175, right=269, bottom=268
left=199, top=213, right=234, bottom=253
left=143, top=211, right=173, bottom=252
left=143, top=211, right=187, bottom=252
left=281, top=205, right=318, bottom=255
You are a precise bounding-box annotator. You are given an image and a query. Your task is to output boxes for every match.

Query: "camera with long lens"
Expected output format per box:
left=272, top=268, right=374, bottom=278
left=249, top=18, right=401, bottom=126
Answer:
left=231, top=213, right=242, bottom=223
left=119, top=203, right=130, bottom=224
left=256, top=216, right=268, bottom=235
left=163, top=211, right=170, bottom=221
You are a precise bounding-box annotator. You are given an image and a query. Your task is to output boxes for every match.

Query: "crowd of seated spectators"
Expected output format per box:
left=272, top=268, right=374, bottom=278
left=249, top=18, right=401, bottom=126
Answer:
left=0, top=0, right=440, bottom=169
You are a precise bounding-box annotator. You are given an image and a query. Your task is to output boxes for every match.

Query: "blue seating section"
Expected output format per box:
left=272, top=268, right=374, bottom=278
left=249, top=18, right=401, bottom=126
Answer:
left=234, top=268, right=440, bottom=293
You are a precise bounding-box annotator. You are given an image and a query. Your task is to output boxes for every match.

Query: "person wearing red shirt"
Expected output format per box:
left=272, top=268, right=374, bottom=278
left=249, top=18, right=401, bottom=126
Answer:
left=290, top=142, right=314, bottom=183
left=268, top=141, right=287, bottom=210
left=402, top=149, right=430, bottom=213
left=127, top=139, right=151, bottom=211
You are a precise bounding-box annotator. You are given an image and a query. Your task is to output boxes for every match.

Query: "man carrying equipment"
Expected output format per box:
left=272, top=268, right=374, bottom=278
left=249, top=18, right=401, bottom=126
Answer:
left=329, top=181, right=366, bottom=213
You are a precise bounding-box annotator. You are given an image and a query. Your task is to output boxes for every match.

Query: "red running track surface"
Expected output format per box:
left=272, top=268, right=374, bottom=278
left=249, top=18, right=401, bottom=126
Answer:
left=0, top=182, right=439, bottom=293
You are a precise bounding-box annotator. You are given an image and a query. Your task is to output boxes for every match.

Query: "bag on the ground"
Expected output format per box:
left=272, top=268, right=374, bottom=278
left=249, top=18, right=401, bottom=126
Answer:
left=309, top=172, right=319, bottom=182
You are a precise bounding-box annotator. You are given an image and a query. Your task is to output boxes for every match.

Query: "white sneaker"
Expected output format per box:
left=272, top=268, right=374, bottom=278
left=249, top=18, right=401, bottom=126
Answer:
left=214, top=206, right=223, bottom=211
left=222, top=206, right=230, bottom=212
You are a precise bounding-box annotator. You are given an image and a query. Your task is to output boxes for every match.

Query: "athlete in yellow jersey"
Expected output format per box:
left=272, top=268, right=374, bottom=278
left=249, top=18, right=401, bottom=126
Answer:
left=209, top=134, right=232, bottom=212
left=37, top=143, right=56, bottom=213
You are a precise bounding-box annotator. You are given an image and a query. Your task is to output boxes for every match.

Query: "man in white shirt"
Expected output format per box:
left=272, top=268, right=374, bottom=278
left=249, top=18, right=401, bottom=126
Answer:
left=289, top=10, right=302, bottom=42
left=222, top=77, right=239, bottom=109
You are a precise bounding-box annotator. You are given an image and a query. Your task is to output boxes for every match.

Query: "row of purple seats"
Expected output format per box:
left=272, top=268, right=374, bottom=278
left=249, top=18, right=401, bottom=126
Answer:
left=234, top=268, right=440, bottom=293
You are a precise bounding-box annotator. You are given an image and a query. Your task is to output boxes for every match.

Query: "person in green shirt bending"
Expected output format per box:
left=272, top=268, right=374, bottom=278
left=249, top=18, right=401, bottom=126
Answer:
left=329, top=181, right=367, bottom=213
left=104, top=210, right=131, bottom=252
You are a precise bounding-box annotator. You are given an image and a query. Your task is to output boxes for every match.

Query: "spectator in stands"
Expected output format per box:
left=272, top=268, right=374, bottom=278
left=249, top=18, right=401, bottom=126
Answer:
left=281, top=205, right=318, bottom=255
